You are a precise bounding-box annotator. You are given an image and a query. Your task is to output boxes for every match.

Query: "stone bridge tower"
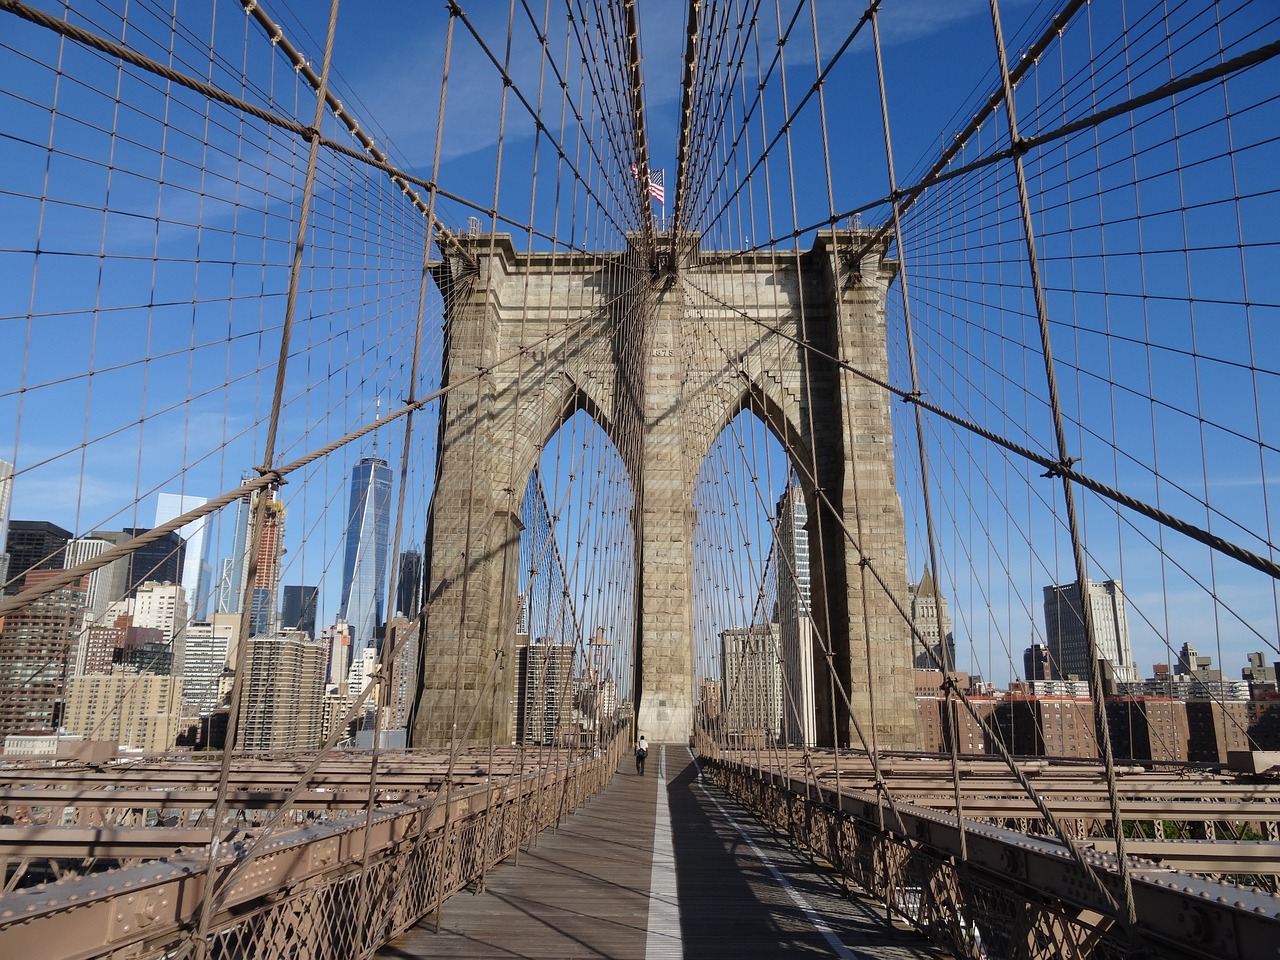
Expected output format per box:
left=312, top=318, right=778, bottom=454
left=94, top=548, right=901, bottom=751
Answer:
left=410, top=230, right=920, bottom=751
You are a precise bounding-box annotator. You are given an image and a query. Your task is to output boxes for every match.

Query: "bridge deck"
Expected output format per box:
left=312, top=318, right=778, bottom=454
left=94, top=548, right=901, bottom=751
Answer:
left=379, top=745, right=942, bottom=959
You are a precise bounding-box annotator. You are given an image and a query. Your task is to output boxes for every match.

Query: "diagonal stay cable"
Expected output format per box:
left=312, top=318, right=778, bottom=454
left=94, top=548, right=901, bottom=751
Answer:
left=0, top=0, right=621, bottom=260
left=447, top=0, right=633, bottom=238
left=0, top=278, right=646, bottom=620
left=679, top=273, right=1280, bottom=581
left=725, top=363, right=1128, bottom=918
left=699, top=33, right=1280, bottom=262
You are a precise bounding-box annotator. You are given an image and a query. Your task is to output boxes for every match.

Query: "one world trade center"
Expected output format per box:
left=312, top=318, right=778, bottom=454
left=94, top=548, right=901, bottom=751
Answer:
left=340, top=457, right=392, bottom=660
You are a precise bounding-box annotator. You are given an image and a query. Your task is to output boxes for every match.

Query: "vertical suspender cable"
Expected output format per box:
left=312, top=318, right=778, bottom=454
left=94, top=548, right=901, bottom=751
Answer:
left=187, top=1, right=344, bottom=956
left=868, top=4, right=974, bottom=880
left=352, top=7, right=458, bottom=953
left=986, top=0, right=1137, bottom=931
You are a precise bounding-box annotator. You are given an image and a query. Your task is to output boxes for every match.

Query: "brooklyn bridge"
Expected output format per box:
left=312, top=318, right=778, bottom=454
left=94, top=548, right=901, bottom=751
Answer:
left=0, top=0, right=1278, bottom=957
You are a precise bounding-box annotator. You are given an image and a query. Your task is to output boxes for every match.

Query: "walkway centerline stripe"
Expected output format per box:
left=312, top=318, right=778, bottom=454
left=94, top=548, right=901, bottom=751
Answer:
left=645, top=745, right=684, bottom=959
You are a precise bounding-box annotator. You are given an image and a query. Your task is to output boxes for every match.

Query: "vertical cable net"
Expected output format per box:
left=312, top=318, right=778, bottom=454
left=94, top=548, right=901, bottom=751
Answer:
left=0, top=0, right=1279, bottom=954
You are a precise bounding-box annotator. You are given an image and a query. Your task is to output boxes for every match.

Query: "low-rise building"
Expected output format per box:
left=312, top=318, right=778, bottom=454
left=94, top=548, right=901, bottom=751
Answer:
left=993, top=696, right=1099, bottom=758
left=63, top=671, right=183, bottom=752
left=1105, top=697, right=1190, bottom=762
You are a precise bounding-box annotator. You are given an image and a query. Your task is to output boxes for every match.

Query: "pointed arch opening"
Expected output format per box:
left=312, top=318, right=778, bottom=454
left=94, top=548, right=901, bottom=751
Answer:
left=513, top=408, right=634, bottom=745
left=692, top=406, right=824, bottom=750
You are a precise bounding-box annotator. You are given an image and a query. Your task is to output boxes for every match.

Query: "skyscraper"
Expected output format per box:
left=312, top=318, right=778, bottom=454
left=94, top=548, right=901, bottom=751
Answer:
left=121, top=527, right=186, bottom=595
left=1043, top=578, right=1137, bottom=685
left=720, top=624, right=783, bottom=742
left=0, top=459, right=12, bottom=535
left=101, top=582, right=190, bottom=677
left=183, top=614, right=238, bottom=714
left=1024, top=642, right=1053, bottom=681
left=236, top=631, right=326, bottom=751
left=79, top=617, right=128, bottom=677
left=395, top=549, right=422, bottom=619
left=154, top=493, right=214, bottom=620
left=775, top=484, right=815, bottom=746
left=4, top=520, right=71, bottom=596
left=281, top=585, right=319, bottom=637
left=64, top=532, right=131, bottom=676
left=385, top=614, right=420, bottom=730
left=65, top=533, right=130, bottom=622
left=909, top=571, right=956, bottom=671
left=217, top=485, right=285, bottom=633
left=0, top=458, right=13, bottom=593
left=217, top=475, right=255, bottom=615
left=516, top=638, right=575, bottom=745
left=247, top=490, right=285, bottom=636
left=327, top=618, right=352, bottom=687
left=130, top=581, right=189, bottom=675
left=339, top=458, right=391, bottom=656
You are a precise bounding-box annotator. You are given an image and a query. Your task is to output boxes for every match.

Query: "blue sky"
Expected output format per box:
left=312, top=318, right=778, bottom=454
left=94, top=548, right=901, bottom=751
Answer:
left=1, top=0, right=1277, bottom=690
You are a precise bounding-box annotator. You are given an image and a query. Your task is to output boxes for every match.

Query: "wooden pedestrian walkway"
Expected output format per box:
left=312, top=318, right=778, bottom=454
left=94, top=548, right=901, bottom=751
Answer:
left=378, top=745, right=943, bottom=960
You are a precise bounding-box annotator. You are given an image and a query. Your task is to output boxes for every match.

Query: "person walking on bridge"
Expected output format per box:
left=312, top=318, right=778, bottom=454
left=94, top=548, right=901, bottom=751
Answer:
left=635, top=735, right=648, bottom=775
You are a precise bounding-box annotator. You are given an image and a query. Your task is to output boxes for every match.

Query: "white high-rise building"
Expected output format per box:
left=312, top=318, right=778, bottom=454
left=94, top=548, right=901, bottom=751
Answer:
left=0, top=458, right=13, bottom=591
left=775, top=484, right=816, bottom=746
left=64, top=533, right=131, bottom=676
left=328, top=618, right=352, bottom=687
left=347, top=644, right=379, bottom=696
left=65, top=534, right=130, bottom=622
left=154, top=493, right=214, bottom=620
left=131, top=581, right=189, bottom=676
left=0, top=458, right=12, bottom=533
left=1043, top=578, right=1137, bottom=685
left=184, top=613, right=238, bottom=713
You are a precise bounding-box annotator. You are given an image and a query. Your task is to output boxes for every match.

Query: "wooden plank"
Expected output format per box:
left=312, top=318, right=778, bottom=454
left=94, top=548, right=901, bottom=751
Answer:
left=380, top=746, right=943, bottom=960
left=383, top=755, right=654, bottom=958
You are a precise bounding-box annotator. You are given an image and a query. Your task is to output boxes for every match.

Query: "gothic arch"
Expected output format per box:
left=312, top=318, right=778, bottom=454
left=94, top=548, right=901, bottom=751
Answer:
left=695, top=378, right=815, bottom=495
left=504, top=373, right=626, bottom=523
left=413, top=230, right=920, bottom=751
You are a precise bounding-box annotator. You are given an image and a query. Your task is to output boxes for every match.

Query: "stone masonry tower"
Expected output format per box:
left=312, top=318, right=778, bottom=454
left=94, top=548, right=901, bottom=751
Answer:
left=410, top=230, right=920, bottom=751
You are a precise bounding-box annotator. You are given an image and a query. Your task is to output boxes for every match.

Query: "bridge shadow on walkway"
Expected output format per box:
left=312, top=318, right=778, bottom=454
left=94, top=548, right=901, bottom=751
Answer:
left=379, top=745, right=943, bottom=959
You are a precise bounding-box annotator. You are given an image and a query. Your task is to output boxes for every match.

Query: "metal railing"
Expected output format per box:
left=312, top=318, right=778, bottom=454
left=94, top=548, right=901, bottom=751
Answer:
left=0, top=735, right=625, bottom=959
left=705, top=751, right=1280, bottom=960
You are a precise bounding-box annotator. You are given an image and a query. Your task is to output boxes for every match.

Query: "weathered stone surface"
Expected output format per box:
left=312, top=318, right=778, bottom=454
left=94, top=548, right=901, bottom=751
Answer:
left=411, top=231, right=920, bottom=750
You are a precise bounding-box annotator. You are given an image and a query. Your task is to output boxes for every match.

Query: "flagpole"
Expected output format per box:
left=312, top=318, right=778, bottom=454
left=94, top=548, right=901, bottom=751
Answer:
left=660, top=168, right=666, bottom=231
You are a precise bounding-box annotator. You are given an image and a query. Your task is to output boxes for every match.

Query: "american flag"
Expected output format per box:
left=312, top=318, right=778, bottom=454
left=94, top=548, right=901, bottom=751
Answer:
left=648, top=168, right=665, bottom=204
left=631, top=163, right=665, bottom=204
